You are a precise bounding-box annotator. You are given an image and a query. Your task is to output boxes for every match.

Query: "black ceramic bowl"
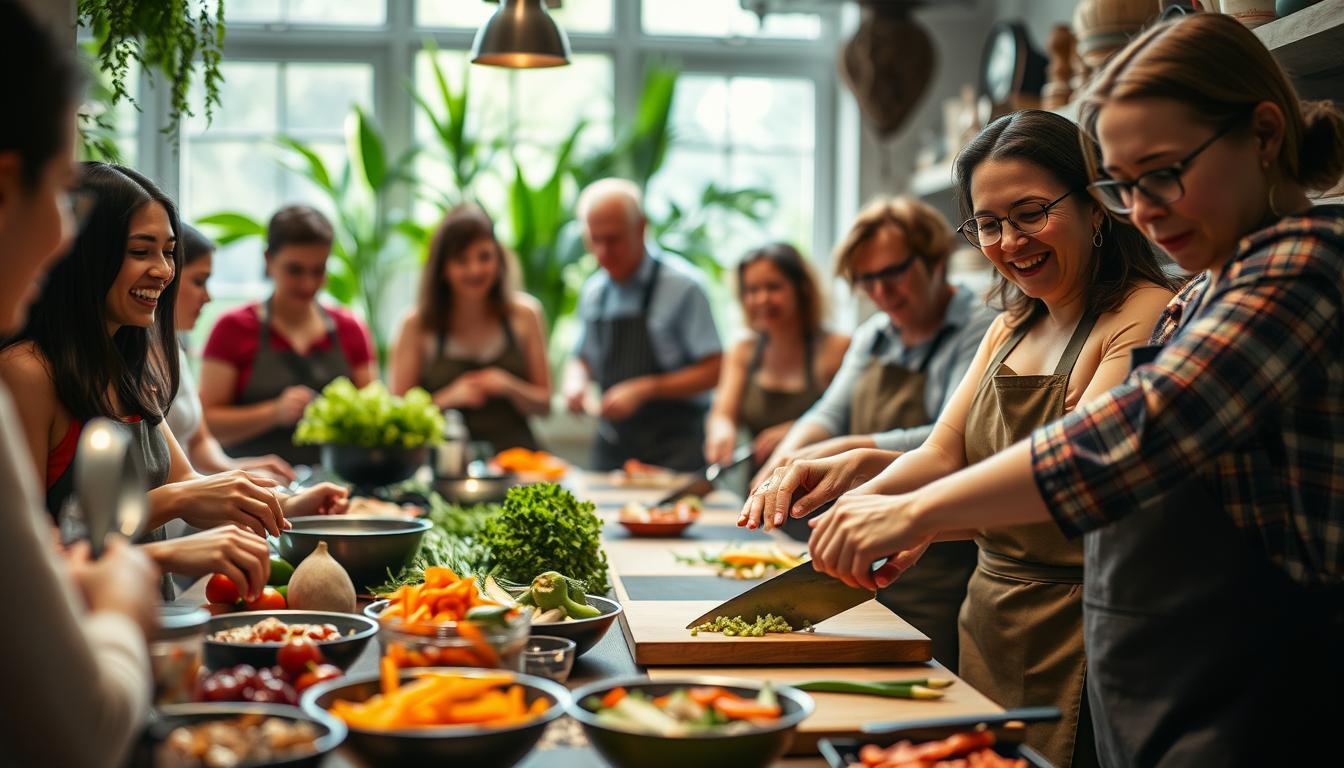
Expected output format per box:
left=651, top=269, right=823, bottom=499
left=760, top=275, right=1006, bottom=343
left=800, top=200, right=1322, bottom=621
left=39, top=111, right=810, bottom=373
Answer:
left=279, top=516, right=432, bottom=594
left=301, top=667, right=569, bottom=766
left=202, top=610, right=378, bottom=672
left=144, top=702, right=346, bottom=768
left=568, top=676, right=815, bottom=768
left=432, top=473, right=517, bottom=505
left=320, top=443, right=428, bottom=487
left=525, top=594, right=623, bottom=658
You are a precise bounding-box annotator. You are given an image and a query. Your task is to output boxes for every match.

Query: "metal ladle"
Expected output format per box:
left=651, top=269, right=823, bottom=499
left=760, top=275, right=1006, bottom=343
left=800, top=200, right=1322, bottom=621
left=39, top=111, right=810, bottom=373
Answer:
left=75, top=417, right=148, bottom=558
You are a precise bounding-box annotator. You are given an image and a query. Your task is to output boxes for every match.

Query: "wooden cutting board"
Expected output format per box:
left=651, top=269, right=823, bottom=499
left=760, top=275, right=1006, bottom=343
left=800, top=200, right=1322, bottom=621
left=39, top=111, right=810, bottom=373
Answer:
left=611, top=574, right=932, bottom=666
left=646, top=664, right=1005, bottom=754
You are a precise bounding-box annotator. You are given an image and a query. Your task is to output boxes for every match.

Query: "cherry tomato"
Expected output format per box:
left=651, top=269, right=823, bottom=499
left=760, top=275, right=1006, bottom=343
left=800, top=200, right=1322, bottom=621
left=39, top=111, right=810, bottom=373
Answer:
left=202, top=673, right=240, bottom=702
left=276, top=637, right=325, bottom=677
left=306, top=623, right=339, bottom=641
left=294, top=664, right=343, bottom=695
left=244, top=586, right=286, bottom=612
left=205, top=573, right=241, bottom=605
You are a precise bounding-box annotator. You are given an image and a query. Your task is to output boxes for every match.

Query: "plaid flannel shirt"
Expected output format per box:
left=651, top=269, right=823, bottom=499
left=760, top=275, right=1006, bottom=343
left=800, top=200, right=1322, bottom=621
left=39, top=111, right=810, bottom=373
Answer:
left=1031, top=207, right=1344, bottom=586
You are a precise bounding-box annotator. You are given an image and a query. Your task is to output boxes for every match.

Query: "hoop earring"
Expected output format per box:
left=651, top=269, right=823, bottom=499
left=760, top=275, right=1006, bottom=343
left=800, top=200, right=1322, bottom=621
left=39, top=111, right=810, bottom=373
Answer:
left=1092, top=230, right=1104, bottom=249
left=1268, top=182, right=1282, bottom=218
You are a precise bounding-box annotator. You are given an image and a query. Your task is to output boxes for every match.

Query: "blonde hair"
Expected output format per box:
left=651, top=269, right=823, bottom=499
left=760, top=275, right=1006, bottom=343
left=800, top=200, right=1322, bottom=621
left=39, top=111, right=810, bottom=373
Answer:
left=833, top=196, right=954, bottom=283
left=1079, top=13, right=1344, bottom=193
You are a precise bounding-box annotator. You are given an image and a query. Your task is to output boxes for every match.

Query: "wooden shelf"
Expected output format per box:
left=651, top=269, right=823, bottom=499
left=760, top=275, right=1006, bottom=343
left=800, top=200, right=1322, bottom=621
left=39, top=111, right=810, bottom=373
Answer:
left=1256, top=0, right=1344, bottom=98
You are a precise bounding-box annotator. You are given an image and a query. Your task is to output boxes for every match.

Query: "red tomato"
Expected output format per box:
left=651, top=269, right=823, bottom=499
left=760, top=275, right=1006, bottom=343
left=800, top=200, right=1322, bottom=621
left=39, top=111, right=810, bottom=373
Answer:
left=205, top=573, right=241, bottom=605
left=306, top=624, right=339, bottom=641
left=294, top=664, right=343, bottom=694
left=244, top=586, right=286, bottom=612
left=276, top=637, right=325, bottom=677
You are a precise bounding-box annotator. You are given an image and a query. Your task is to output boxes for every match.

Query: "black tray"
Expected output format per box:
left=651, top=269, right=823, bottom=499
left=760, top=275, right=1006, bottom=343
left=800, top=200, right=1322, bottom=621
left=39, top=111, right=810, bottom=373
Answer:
left=819, top=735, right=1055, bottom=768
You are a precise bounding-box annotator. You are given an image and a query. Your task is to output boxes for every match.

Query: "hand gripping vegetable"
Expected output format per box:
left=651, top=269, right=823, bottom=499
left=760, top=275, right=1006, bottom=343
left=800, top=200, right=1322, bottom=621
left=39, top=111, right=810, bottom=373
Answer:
left=517, top=571, right=600, bottom=619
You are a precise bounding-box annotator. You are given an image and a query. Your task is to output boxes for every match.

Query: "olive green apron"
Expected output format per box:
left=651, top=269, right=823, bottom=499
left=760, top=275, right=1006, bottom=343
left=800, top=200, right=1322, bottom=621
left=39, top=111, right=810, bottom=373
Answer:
left=421, top=315, right=539, bottom=453
left=740, top=334, right=822, bottom=443
left=842, top=325, right=979, bottom=674
left=960, top=314, right=1099, bottom=768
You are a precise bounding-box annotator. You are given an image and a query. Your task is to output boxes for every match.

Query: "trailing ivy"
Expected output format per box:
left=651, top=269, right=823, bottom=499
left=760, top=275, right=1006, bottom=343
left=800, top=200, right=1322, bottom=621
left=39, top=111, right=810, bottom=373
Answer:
left=77, top=0, right=226, bottom=146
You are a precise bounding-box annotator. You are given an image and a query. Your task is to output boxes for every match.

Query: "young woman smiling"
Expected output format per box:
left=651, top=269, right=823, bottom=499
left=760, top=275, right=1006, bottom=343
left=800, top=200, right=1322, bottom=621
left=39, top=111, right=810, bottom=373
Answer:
left=388, top=204, right=550, bottom=452
left=749, top=111, right=1178, bottom=767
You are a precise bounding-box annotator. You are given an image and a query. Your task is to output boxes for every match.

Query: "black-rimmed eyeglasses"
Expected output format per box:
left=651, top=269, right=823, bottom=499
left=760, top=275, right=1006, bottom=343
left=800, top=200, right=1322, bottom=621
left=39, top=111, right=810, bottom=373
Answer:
left=852, top=256, right=919, bottom=292
left=958, top=189, right=1076, bottom=249
left=1087, top=117, right=1244, bottom=215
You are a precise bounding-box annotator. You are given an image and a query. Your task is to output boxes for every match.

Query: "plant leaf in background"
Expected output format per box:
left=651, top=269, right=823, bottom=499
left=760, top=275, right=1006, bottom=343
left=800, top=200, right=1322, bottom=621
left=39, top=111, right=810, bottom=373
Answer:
left=414, top=42, right=498, bottom=208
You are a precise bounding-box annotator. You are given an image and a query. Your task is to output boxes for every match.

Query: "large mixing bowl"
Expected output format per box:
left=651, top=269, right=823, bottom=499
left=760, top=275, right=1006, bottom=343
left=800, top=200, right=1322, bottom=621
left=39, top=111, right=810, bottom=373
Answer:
left=320, top=443, right=428, bottom=487
left=568, top=676, right=814, bottom=768
left=301, top=667, right=568, bottom=766
left=279, top=516, right=431, bottom=594
left=141, top=702, right=346, bottom=768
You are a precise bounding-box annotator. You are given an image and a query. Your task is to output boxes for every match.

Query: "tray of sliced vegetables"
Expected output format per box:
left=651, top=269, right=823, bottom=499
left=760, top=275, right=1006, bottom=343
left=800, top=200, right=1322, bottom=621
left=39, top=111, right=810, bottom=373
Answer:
left=675, top=543, right=805, bottom=579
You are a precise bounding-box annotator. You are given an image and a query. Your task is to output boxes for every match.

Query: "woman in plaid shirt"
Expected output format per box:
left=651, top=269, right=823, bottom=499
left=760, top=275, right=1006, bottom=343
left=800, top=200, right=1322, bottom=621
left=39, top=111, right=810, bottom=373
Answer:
left=805, top=14, right=1344, bottom=767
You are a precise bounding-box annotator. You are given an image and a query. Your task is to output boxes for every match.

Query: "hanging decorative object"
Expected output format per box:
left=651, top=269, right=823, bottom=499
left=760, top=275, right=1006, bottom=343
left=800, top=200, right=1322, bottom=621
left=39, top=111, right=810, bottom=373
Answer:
left=471, top=0, right=571, bottom=68
left=1222, top=0, right=1278, bottom=27
left=1041, top=25, right=1078, bottom=110
left=1072, top=0, right=1160, bottom=83
left=980, top=20, right=1049, bottom=120
left=838, top=1, right=936, bottom=139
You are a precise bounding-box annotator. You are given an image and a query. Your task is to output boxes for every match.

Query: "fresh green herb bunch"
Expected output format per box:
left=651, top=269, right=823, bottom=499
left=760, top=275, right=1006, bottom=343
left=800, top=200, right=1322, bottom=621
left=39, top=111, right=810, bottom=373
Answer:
left=690, top=614, right=793, bottom=637
left=294, top=378, right=444, bottom=449
left=375, top=497, right=498, bottom=594
left=477, top=483, right=610, bottom=594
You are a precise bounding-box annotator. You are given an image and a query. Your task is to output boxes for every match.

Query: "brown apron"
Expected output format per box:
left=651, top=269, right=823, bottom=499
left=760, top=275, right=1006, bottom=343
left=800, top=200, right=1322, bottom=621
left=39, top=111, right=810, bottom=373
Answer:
left=960, top=314, right=1099, bottom=768
left=826, top=324, right=979, bottom=674
left=740, top=334, right=822, bottom=441
left=421, top=315, right=539, bottom=452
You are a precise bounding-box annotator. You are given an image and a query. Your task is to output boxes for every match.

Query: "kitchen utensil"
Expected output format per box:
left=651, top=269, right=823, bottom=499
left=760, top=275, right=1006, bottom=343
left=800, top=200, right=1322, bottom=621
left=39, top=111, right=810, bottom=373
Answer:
left=75, top=417, right=148, bottom=557
left=278, top=516, right=431, bottom=594
left=861, top=706, right=1063, bottom=734
left=521, top=635, right=576, bottom=682
left=683, top=557, right=875, bottom=630
left=654, top=445, right=754, bottom=507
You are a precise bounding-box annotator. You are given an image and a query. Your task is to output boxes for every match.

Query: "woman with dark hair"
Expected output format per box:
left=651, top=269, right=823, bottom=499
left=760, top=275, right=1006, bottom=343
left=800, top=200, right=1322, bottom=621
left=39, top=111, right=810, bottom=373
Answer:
left=800, top=15, right=1344, bottom=765
left=200, top=204, right=378, bottom=466
left=0, top=3, right=155, bottom=763
left=749, top=110, right=1179, bottom=767
left=167, top=224, right=295, bottom=482
left=388, top=204, right=550, bottom=452
left=704, top=243, right=848, bottom=467
left=0, top=162, right=348, bottom=597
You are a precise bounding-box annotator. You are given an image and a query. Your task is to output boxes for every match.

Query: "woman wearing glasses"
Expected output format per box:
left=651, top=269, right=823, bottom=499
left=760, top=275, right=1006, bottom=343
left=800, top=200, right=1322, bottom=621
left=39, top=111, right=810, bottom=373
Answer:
left=703, top=243, right=849, bottom=470
left=788, top=15, right=1344, bottom=765
left=748, top=110, right=1177, bottom=767
left=749, top=197, right=995, bottom=673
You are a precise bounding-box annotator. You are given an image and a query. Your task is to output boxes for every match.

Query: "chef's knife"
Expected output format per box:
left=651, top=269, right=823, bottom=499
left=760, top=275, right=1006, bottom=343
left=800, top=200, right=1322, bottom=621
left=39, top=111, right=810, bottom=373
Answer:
left=654, top=444, right=754, bottom=507
left=861, top=706, right=1062, bottom=734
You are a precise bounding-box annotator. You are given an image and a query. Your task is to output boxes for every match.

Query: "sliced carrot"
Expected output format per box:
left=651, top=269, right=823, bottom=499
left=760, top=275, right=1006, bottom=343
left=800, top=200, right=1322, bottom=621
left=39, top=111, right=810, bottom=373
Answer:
left=688, top=686, right=729, bottom=706
left=456, top=620, right=500, bottom=667
left=380, top=654, right=399, bottom=696
left=600, top=687, right=627, bottom=708
left=713, top=697, right=781, bottom=720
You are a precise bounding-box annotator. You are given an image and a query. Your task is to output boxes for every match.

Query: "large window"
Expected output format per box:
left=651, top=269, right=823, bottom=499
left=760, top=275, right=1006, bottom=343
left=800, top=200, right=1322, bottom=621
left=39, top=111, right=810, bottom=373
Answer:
left=137, top=0, right=838, bottom=343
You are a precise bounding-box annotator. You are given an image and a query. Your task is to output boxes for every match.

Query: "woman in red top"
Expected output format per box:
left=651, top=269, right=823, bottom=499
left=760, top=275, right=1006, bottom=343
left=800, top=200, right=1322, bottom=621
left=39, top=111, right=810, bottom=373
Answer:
left=199, top=205, right=378, bottom=466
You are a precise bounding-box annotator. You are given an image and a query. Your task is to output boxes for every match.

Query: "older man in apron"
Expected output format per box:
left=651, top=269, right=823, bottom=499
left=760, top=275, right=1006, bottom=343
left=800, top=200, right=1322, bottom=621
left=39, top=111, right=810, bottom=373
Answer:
left=563, top=179, right=723, bottom=472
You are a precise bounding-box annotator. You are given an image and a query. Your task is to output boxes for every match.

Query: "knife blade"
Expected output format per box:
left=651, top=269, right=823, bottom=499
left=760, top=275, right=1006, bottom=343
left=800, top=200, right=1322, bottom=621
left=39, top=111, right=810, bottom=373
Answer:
left=685, top=557, right=876, bottom=629
left=654, top=444, right=754, bottom=507
left=861, top=706, right=1063, bottom=734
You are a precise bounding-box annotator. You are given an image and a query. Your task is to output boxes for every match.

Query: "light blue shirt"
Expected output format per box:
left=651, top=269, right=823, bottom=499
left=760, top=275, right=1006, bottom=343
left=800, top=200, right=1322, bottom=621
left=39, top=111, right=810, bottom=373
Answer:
left=796, top=284, right=996, bottom=451
left=573, top=250, right=722, bottom=405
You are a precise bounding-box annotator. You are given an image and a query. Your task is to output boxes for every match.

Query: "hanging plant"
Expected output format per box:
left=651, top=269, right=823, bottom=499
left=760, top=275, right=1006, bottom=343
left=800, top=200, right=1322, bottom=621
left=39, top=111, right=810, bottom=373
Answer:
left=77, top=0, right=226, bottom=146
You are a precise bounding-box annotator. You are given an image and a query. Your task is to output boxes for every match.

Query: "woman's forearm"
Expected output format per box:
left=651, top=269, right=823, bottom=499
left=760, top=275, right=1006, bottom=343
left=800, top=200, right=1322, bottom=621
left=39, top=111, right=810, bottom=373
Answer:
left=496, top=374, right=551, bottom=416
left=204, top=402, right=279, bottom=446
left=912, top=440, right=1052, bottom=535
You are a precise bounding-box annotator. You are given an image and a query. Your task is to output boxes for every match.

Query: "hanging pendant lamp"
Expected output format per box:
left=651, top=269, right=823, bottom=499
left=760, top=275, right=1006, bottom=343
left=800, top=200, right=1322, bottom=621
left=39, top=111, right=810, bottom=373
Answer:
left=471, top=0, right=571, bottom=69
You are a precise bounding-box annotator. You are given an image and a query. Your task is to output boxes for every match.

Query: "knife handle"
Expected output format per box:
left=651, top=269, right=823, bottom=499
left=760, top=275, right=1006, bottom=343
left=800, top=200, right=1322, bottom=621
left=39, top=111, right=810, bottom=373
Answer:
left=861, top=706, right=1062, bottom=734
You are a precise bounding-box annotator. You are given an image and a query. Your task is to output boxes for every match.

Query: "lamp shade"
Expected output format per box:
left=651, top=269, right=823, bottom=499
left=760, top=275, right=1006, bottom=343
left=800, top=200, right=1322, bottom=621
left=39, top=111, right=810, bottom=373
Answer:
left=471, top=0, right=571, bottom=68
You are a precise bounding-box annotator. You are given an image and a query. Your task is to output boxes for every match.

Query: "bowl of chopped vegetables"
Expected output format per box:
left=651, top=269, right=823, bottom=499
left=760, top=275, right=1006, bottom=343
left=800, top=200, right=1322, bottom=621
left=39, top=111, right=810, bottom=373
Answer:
left=203, top=611, right=378, bottom=673
left=145, top=703, right=346, bottom=768
left=482, top=571, right=623, bottom=658
left=301, top=666, right=569, bottom=766
left=568, top=676, right=815, bottom=768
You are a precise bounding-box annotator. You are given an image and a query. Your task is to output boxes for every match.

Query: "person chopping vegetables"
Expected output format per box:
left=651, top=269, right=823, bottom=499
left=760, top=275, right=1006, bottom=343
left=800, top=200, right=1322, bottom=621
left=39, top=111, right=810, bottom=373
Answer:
left=562, top=178, right=723, bottom=472
left=795, top=15, right=1344, bottom=766
left=199, top=205, right=378, bottom=466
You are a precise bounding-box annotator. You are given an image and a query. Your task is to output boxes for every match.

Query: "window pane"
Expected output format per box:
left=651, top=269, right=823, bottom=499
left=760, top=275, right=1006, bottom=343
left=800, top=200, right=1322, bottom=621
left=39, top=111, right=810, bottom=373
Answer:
left=186, top=62, right=278, bottom=134
left=642, top=0, right=820, bottom=39
left=417, top=0, right=611, bottom=34
left=285, top=64, right=374, bottom=134
left=224, top=0, right=384, bottom=25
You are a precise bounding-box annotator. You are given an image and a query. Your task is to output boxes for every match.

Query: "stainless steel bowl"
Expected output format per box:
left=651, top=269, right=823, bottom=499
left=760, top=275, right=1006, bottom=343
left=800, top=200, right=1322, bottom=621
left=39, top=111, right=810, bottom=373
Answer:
left=320, top=443, right=428, bottom=487
left=301, top=667, right=569, bottom=766
left=202, top=610, right=378, bottom=672
left=143, top=702, right=346, bottom=768
left=526, top=594, right=622, bottom=658
left=279, top=516, right=432, bottom=594
left=568, top=676, right=815, bottom=768
left=432, top=473, right=516, bottom=505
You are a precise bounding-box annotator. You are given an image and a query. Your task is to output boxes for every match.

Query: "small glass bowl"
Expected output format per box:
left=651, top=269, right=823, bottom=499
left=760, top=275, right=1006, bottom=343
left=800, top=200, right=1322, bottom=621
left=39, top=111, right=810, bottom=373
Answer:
left=366, top=599, right=530, bottom=671
left=521, top=635, right=576, bottom=683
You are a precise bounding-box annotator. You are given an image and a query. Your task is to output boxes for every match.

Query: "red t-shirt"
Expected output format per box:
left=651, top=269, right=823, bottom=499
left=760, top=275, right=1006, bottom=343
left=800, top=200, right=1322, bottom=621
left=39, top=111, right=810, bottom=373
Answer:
left=202, top=302, right=374, bottom=400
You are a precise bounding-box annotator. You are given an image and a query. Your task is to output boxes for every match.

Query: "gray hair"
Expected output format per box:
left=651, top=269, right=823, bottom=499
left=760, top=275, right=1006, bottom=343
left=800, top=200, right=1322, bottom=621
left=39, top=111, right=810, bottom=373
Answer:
left=576, top=177, right=645, bottom=227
